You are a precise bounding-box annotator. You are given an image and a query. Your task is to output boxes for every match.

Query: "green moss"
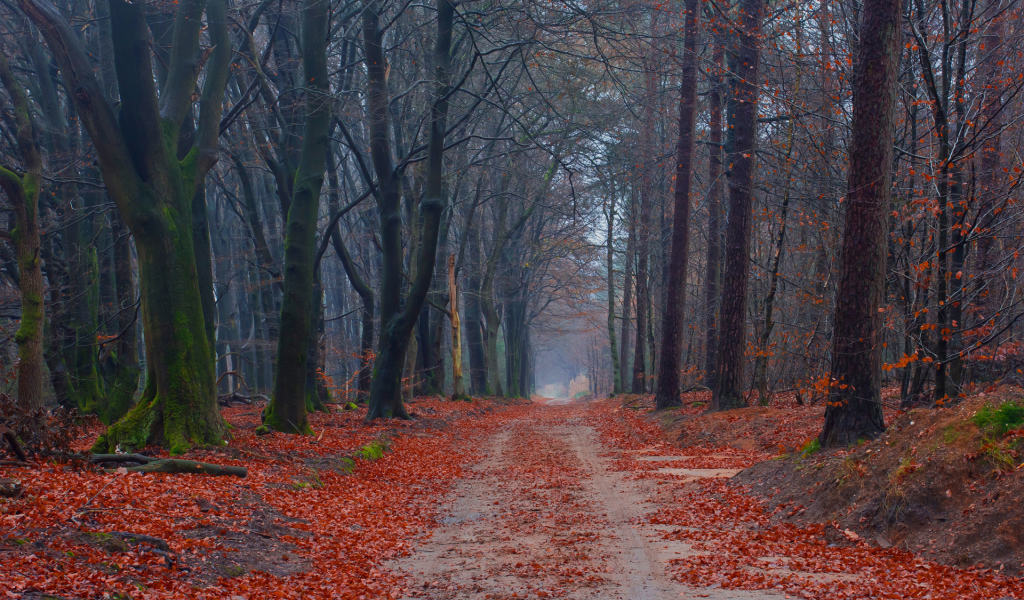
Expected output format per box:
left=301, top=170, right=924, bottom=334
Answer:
left=357, top=439, right=388, bottom=461
left=255, top=425, right=271, bottom=436
left=974, top=401, right=1024, bottom=438
left=343, top=402, right=358, bottom=411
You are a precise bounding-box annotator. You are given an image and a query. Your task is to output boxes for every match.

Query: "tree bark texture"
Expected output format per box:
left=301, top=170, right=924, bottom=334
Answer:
left=711, top=0, right=763, bottom=411
left=703, top=40, right=724, bottom=392
left=266, top=0, right=331, bottom=435
left=0, top=51, right=45, bottom=421
left=654, top=0, right=700, bottom=410
left=819, top=0, right=901, bottom=446
left=366, top=0, right=454, bottom=419
left=20, top=0, right=233, bottom=453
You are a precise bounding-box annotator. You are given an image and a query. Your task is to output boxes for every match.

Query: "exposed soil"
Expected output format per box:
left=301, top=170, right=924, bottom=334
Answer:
left=734, top=388, right=1024, bottom=576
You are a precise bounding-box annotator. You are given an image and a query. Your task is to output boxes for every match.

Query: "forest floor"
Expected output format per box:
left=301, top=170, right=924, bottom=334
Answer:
left=3, top=394, right=1024, bottom=599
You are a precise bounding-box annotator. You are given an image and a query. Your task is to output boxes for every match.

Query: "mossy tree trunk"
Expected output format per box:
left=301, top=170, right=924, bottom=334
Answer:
left=20, top=0, right=232, bottom=454
left=364, top=0, right=454, bottom=419
left=0, top=51, right=45, bottom=422
left=265, top=0, right=331, bottom=435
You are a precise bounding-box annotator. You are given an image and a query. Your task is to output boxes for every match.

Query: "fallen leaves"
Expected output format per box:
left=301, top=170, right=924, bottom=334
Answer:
left=0, top=397, right=521, bottom=599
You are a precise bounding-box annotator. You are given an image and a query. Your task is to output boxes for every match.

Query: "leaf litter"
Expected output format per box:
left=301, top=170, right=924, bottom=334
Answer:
left=3, top=393, right=1024, bottom=599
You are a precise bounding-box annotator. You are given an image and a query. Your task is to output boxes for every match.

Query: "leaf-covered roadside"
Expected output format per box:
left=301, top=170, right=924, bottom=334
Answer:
left=0, top=398, right=526, bottom=599
left=597, top=395, right=1024, bottom=599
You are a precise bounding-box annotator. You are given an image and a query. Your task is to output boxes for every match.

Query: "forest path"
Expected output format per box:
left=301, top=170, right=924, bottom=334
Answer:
left=391, top=402, right=783, bottom=599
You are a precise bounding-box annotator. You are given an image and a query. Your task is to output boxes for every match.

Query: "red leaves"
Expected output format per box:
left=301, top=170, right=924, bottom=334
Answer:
left=0, top=398, right=516, bottom=599
left=594, top=396, right=1024, bottom=599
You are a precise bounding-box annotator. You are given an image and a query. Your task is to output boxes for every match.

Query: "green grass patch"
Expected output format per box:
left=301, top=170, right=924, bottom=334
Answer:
left=974, top=400, right=1024, bottom=437
left=799, top=438, right=820, bottom=458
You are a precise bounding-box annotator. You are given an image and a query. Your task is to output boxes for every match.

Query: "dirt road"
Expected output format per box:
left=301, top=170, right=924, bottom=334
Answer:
left=391, top=402, right=784, bottom=599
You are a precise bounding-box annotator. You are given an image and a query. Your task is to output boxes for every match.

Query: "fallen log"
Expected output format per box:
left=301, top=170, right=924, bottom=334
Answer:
left=105, top=458, right=247, bottom=478
left=91, top=450, right=152, bottom=464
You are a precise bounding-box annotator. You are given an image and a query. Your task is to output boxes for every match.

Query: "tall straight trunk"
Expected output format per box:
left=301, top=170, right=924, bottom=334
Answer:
left=504, top=297, right=530, bottom=397
left=819, top=0, right=901, bottom=446
left=946, top=0, right=973, bottom=395
left=23, top=0, right=233, bottom=453
left=303, top=275, right=329, bottom=412
left=606, top=194, right=622, bottom=394
left=465, top=217, right=488, bottom=393
left=265, top=0, right=331, bottom=434
left=365, top=0, right=454, bottom=418
left=0, top=52, right=45, bottom=422
left=632, top=96, right=656, bottom=392
left=711, top=0, right=764, bottom=411
left=619, top=200, right=635, bottom=385
left=703, top=39, right=724, bottom=391
left=212, top=206, right=238, bottom=396
left=654, top=0, right=700, bottom=410
left=449, top=255, right=467, bottom=398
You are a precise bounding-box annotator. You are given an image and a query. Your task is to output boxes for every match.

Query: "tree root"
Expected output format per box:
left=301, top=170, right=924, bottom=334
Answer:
left=90, top=453, right=247, bottom=477
left=3, top=430, right=27, bottom=462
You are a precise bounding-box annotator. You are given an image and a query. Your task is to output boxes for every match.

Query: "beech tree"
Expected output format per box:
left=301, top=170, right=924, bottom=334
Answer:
left=16, top=0, right=232, bottom=453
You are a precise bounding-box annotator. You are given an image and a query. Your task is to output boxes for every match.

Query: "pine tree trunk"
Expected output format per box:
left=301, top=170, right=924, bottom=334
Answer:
left=654, top=0, right=700, bottom=410
left=711, top=0, right=763, bottom=411
left=703, top=40, right=724, bottom=392
left=819, top=0, right=901, bottom=446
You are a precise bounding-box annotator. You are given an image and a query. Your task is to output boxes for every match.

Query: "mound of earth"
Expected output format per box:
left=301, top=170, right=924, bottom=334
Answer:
left=634, top=390, right=898, bottom=452
left=734, top=387, right=1024, bottom=576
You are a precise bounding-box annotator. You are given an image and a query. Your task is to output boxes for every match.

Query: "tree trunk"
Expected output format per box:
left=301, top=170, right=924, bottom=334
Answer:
left=22, top=0, right=233, bottom=453
left=703, top=39, right=725, bottom=392
left=465, top=239, right=488, bottom=394
left=365, top=0, right=453, bottom=419
left=819, top=0, right=901, bottom=446
left=619, top=199, right=635, bottom=387
left=265, top=0, right=331, bottom=434
left=654, top=0, right=700, bottom=410
left=449, top=255, right=467, bottom=399
left=606, top=194, right=622, bottom=394
left=0, top=51, right=45, bottom=422
left=711, top=0, right=763, bottom=411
